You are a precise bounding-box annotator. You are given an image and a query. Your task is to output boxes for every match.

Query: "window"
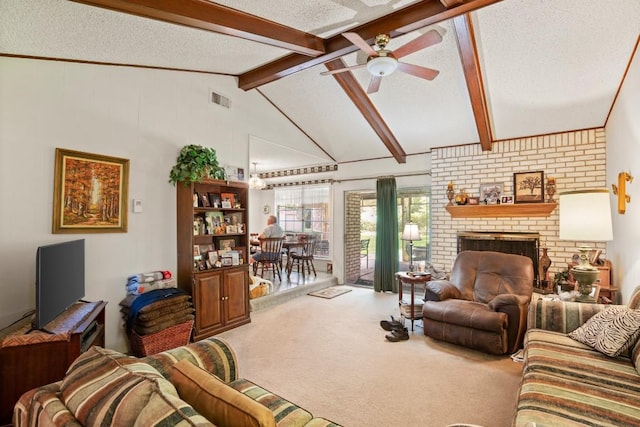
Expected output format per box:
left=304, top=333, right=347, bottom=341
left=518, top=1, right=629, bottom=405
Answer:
left=275, top=185, right=332, bottom=258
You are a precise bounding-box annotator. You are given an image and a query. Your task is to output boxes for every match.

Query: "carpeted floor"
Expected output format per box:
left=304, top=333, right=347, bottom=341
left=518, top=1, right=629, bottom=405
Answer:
left=219, top=285, right=523, bottom=427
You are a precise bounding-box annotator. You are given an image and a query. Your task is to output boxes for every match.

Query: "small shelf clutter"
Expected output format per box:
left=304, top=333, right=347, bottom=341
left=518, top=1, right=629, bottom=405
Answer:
left=445, top=203, right=557, bottom=218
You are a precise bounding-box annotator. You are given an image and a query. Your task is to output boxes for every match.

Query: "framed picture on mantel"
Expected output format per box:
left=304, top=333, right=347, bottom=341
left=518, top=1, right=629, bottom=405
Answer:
left=514, top=171, right=544, bottom=203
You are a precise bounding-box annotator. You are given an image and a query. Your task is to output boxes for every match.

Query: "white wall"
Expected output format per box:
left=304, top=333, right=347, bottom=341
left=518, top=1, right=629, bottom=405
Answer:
left=606, top=48, right=640, bottom=303
left=0, top=57, right=312, bottom=351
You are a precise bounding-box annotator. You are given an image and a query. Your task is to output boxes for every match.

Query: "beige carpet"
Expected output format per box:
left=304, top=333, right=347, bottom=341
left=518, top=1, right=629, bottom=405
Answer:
left=219, top=285, right=523, bottom=427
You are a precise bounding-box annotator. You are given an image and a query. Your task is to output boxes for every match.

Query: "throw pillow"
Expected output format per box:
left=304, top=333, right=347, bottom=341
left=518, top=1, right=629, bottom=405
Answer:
left=60, top=347, right=205, bottom=426
left=568, top=306, right=640, bottom=357
left=632, top=336, right=640, bottom=376
left=169, top=359, right=276, bottom=427
left=135, top=389, right=214, bottom=426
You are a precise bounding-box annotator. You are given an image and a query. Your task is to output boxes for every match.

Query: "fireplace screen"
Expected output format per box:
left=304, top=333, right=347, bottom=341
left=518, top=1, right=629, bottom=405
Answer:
left=457, top=232, right=539, bottom=284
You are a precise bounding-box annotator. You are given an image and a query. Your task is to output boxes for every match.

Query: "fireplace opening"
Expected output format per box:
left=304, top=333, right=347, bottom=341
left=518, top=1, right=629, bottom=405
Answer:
left=457, top=231, right=540, bottom=284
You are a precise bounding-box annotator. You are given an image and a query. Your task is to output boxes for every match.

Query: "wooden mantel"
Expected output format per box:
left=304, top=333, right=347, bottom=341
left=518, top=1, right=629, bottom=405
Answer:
left=445, top=203, right=557, bottom=218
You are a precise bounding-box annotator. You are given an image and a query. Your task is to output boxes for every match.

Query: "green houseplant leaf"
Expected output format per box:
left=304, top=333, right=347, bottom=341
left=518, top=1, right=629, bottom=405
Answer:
left=169, top=144, right=226, bottom=185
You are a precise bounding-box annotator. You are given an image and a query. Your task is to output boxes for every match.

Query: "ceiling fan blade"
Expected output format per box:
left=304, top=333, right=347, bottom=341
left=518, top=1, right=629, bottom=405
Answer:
left=396, top=62, right=440, bottom=80
left=342, top=32, right=378, bottom=57
left=393, top=30, right=443, bottom=60
left=320, top=63, right=366, bottom=76
left=367, top=76, right=382, bottom=94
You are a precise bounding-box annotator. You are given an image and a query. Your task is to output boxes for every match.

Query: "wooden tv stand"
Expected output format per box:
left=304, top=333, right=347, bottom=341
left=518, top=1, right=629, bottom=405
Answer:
left=0, top=300, right=106, bottom=426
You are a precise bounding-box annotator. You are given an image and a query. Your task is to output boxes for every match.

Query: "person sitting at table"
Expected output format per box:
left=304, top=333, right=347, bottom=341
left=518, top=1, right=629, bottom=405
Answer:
left=251, top=215, right=284, bottom=263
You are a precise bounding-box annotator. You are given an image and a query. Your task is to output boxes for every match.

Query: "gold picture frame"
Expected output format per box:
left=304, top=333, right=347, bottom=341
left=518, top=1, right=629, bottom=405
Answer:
left=52, top=148, right=129, bottom=233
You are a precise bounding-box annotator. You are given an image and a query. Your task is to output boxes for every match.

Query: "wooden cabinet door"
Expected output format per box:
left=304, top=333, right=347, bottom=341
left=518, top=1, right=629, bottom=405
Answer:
left=194, top=271, right=224, bottom=337
left=224, top=268, right=249, bottom=325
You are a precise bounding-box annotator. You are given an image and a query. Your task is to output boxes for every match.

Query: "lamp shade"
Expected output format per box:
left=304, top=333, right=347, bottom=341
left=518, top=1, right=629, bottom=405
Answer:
left=559, top=189, right=613, bottom=241
left=402, top=223, right=421, bottom=241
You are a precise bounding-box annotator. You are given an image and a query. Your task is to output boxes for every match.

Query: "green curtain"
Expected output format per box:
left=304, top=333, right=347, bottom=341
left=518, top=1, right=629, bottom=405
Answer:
left=374, top=177, right=399, bottom=292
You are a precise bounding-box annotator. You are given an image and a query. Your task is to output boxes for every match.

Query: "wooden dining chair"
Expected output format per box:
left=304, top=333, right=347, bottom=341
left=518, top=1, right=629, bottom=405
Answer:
left=253, top=237, right=285, bottom=281
left=360, top=239, right=370, bottom=268
left=288, top=237, right=317, bottom=279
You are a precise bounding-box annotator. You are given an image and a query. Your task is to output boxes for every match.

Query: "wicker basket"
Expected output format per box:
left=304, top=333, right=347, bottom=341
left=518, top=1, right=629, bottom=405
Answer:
left=128, top=320, right=193, bottom=357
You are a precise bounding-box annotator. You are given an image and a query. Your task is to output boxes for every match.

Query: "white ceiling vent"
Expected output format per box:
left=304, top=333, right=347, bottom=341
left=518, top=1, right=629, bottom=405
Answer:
left=210, top=91, right=231, bottom=108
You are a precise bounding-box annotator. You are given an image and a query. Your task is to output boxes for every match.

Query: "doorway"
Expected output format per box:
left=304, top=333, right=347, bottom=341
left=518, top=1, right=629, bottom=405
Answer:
left=345, top=188, right=431, bottom=286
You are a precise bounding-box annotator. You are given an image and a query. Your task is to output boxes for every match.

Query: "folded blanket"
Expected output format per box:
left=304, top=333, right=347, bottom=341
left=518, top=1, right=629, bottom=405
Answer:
left=132, top=315, right=195, bottom=336
left=121, top=301, right=193, bottom=322
left=134, top=308, right=195, bottom=328
left=119, top=293, right=191, bottom=310
left=125, top=288, right=188, bottom=334
left=127, top=270, right=172, bottom=285
left=126, top=278, right=177, bottom=296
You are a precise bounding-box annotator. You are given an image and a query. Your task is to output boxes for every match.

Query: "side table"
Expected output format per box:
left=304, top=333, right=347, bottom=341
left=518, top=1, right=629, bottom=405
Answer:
left=396, top=272, right=432, bottom=331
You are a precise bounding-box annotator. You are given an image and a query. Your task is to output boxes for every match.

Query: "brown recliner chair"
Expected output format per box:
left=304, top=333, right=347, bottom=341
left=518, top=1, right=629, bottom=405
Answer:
left=422, top=251, right=534, bottom=355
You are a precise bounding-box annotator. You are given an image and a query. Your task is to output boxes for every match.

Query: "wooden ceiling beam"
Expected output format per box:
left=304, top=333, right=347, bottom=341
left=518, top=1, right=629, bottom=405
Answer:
left=325, top=59, right=406, bottom=164
left=239, top=0, right=503, bottom=90
left=69, top=0, right=325, bottom=56
left=453, top=13, right=493, bottom=151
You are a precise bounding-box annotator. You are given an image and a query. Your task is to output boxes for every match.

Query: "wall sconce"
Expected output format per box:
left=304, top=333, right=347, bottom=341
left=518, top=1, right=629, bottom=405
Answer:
left=612, top=171, right=633, bottom=214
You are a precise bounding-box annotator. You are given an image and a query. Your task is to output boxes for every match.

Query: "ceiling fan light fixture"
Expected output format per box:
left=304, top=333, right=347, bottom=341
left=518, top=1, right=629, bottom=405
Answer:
left=249, top=162, right=266, bottom=190
left=249, top=174, right=266, bottom=190
left=366, top=55, right=398, bottom=76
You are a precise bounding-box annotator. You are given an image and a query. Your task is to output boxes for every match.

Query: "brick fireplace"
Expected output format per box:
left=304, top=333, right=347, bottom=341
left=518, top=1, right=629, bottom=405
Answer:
left=430, top=128, right=608, bottom=278
left=457, top=231, right=540, bottom=284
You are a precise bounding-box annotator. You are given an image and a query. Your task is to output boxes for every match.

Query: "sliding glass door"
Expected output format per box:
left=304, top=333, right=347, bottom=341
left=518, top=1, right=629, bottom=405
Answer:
left=348, top=187, right=431, bottom=286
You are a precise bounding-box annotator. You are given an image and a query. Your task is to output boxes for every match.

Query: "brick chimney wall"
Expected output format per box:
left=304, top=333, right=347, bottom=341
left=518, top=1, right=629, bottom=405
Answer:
left=430, top=128, right=607, bottom=278
left=345, top=192, right=363, bottom=283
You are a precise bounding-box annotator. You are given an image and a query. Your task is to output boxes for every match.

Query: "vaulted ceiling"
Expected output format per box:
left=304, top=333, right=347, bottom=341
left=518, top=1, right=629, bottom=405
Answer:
left=3, top=0, right=639, bottom=173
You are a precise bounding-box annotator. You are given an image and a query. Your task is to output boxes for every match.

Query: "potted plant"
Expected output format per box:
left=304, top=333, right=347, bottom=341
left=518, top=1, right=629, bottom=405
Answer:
left=553, top=270, right=572, bottom=292
left=169, top=144, right=226, bottom=185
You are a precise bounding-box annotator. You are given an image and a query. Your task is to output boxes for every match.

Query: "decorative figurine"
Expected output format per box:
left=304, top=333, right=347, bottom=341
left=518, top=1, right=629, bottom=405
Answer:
left=446, top=182, right=455, bottom=206
left=546, top=177, right=556, bottom=203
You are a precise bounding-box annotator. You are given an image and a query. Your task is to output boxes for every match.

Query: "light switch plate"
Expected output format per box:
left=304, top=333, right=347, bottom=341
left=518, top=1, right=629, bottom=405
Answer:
left=133, top=199, right=143, bottom=213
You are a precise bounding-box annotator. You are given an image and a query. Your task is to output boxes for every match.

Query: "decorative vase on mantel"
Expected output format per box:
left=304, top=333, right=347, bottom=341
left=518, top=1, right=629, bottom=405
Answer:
left=539, top=248, right=552, bottom=289
left=446, top=182, right=455, bottom=206
left=454, top=189, right=468, bottom=205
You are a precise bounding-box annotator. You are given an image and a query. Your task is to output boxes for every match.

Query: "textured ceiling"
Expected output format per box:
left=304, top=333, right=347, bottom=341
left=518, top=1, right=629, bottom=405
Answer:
left=1, top=0, right=638, bottom=172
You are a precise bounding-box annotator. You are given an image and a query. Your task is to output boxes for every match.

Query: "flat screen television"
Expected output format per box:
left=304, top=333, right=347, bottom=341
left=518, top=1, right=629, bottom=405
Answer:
left=32, top=239, right=85, bottom=331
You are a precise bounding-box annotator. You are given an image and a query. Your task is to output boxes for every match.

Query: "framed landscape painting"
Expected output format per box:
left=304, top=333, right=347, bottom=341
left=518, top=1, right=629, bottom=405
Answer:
left=52, top=148, right=129, bottom=233
left=513, top=171, right=544, bottom=203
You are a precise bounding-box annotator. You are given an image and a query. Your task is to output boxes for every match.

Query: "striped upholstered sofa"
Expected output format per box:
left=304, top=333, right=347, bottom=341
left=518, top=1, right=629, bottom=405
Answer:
left=512, top=287, right=640, bottom=426
left=14, top=337, right=340, bottom=427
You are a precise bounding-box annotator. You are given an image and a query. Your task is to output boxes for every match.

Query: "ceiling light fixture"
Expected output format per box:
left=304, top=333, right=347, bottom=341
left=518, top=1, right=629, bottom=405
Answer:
left=249, top=162, right=266, bottom=190
left=366, top=54, right=398, bottom=76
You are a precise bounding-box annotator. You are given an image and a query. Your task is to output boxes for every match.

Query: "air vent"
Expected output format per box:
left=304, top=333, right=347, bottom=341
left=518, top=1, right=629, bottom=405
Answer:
left=210, top=91, right=231, bottom=108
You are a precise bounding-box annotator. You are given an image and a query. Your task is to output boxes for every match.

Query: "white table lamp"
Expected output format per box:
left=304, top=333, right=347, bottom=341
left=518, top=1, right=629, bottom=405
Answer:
left=402, top=223, right=421, bottom=273
left=559, top=189, right=613, bottom=302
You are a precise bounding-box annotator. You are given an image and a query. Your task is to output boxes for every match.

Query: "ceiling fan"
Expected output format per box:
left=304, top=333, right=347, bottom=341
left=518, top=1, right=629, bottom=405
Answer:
left=321, top=30, right=442, bottom=94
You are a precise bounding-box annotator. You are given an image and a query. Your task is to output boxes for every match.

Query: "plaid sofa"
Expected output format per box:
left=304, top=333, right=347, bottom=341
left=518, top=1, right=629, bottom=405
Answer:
left=14, top=337, right=340, bottom=427
left=512, top=288, right=640, bottom=426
